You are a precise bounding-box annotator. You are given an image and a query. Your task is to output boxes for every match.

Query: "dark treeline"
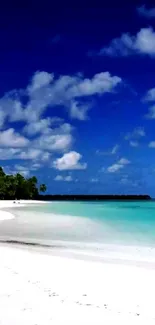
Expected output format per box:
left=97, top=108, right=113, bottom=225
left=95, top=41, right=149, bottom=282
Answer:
left=38, top=194, right=151, bottom=201
left=0, top=167, right=47, bottom=199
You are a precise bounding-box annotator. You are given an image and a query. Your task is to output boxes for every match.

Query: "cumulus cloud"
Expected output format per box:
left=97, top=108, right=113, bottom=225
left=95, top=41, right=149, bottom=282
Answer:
left=107, top=157, right=130, bottom=173
left=53, top=151, right=87, bottom=171
left=54, top=175, right=73, bottom=182
left=0, top=128, right=29, bottom=147
left=137, top=5, right=155, bottom=18
left=99, top=28, right=155, bottom=57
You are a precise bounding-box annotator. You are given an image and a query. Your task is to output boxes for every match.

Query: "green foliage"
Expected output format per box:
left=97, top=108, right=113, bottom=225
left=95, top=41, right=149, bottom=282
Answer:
left=0, top=167, right=47, bottom=199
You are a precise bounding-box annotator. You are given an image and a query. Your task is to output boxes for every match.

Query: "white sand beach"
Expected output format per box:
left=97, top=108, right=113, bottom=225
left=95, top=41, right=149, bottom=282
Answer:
left=0, top=200, right=155, bottom=324
left=0, top=199, right=47, bottom=209
left=0, top=200, right=47, bottom=221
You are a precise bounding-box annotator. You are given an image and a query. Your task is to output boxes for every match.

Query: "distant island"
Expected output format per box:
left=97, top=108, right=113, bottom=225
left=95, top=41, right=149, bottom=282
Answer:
left=38, top=194, right=151, bottom=201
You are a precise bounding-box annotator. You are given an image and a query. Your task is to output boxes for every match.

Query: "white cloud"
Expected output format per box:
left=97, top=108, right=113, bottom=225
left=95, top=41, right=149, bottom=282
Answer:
left=148, top=141, right=155, bottom=148
left=145, top=105, right=155, bottom=119
left=107, top=157, right=130, bottom=173
left=137, top=5, right=155, bottom=18
left=53, top=151, right=87, bottom=171
left=125, top=127, right=145, bottom=140
left=144, top=88, right=155, bottom=102
left=100, top=28, right=155, bottom=57
left=0, top=128, right=29, bottom=147
left=67, top=72, right=121, bottom=97
left=54, top=175, right=73, bottom=182
left=129, top=141, right=139, bottom=147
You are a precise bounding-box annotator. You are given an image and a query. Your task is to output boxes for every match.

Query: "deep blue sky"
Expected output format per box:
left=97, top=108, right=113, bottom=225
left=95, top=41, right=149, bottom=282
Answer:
left=1, top=1, right=155, bottom=195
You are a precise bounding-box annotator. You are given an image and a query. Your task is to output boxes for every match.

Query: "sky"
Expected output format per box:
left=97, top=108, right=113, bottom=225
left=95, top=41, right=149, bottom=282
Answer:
left=1, top=1, right=155, bottom=195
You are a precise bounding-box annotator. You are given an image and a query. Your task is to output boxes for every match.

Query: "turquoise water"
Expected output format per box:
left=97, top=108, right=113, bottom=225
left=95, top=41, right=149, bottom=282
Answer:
left=1, top=200, right=155, bottom=248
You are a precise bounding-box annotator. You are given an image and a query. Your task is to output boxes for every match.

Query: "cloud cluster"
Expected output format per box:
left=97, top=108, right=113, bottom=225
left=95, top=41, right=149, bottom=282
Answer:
left=99, top=28, right=155, bottom=57
left=0, top=69, right=122, bottom=177
left=0, top=70, right=121, bottom=129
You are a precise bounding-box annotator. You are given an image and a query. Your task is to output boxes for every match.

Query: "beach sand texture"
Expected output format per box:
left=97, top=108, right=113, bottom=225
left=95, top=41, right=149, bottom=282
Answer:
left=0, top=200, right=155, bottom=324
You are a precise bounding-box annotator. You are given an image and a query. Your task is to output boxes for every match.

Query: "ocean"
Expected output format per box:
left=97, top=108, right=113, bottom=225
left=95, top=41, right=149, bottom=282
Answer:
left=1, top=201, right=155, bottom=251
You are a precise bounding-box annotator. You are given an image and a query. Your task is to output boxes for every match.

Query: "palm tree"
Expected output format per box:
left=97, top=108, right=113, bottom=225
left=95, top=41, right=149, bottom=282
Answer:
left=39, top=184, right=47, bottom=193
